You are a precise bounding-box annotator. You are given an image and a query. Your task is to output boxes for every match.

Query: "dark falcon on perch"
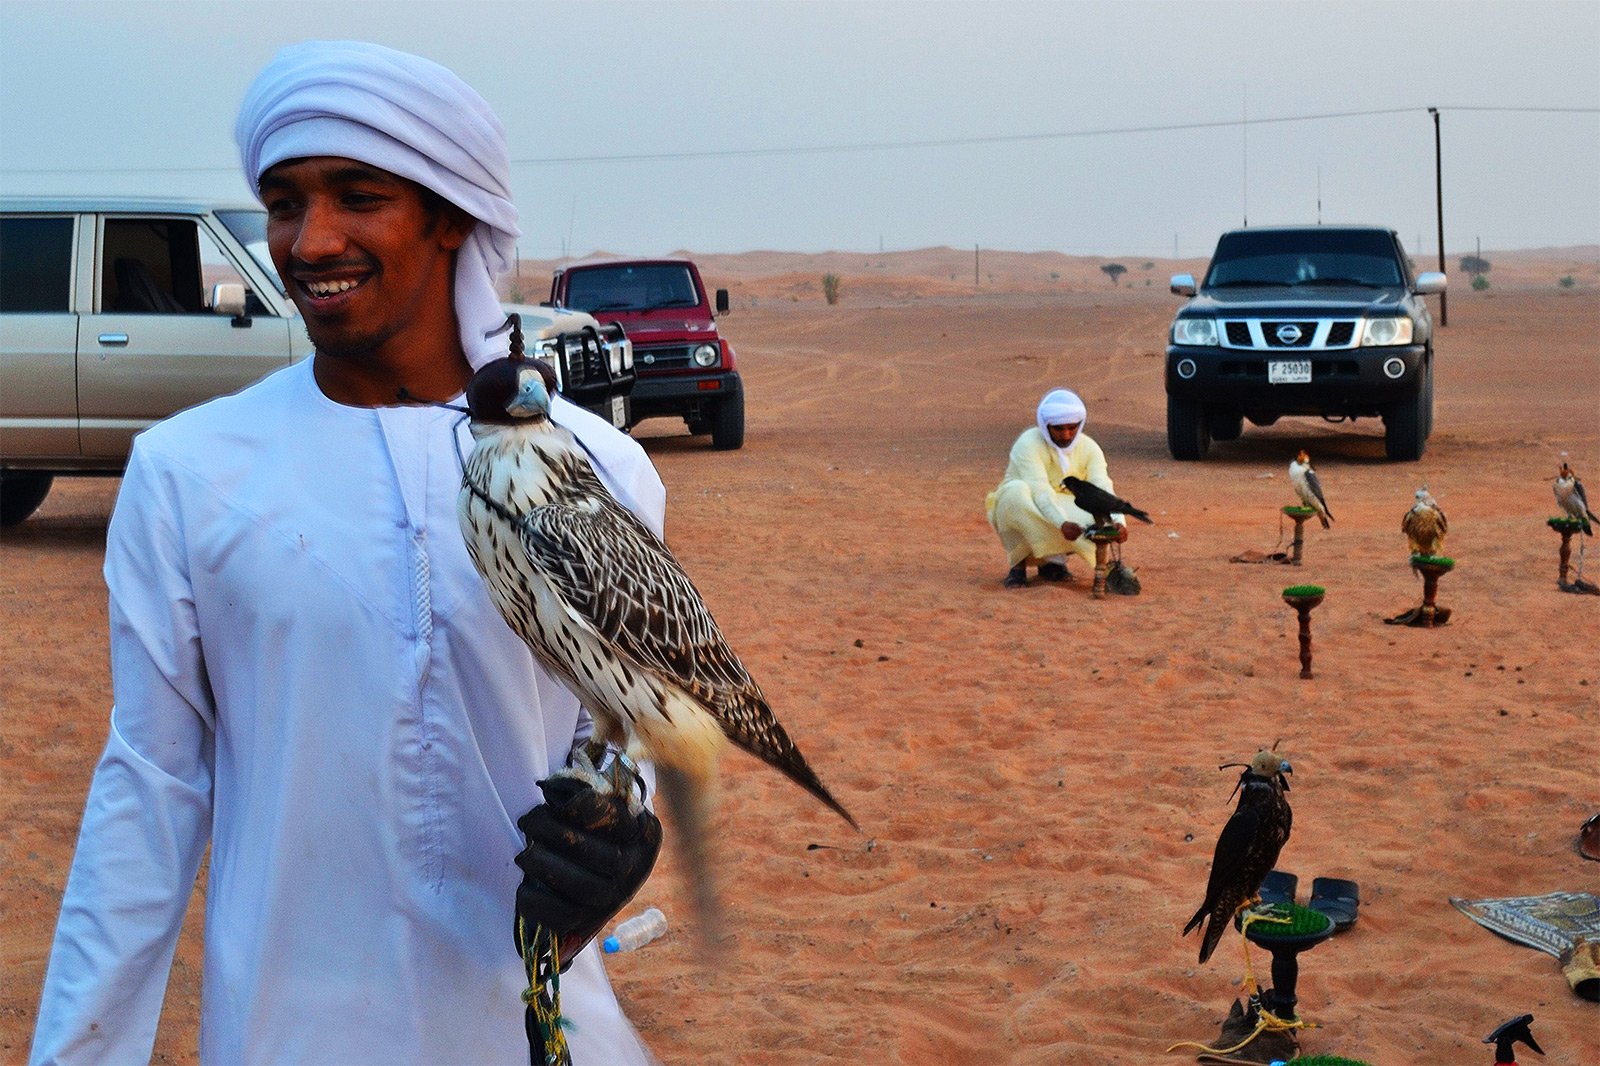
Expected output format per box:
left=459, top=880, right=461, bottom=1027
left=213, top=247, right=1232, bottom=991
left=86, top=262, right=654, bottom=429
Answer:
left=1184, top=748, right=1294, bottom=964
left=1059, top=476, right=1154, bottom=528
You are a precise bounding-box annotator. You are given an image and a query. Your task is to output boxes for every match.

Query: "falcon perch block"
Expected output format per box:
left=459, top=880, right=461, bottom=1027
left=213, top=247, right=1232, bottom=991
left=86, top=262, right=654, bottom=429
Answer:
left=1281, top=586, right=1325, bottom=679
left=1281, top=506, right=1318, bottom=566
left=1548, top=517, right=1600, bottom=594
left=1385, top=556, right=1455, bottom=627
left=1087, top=524, right=1122, bottom=600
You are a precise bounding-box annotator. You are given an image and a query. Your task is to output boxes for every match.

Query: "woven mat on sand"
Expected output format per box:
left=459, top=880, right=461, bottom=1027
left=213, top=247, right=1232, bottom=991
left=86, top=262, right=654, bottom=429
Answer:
left=1449, top=891, right=1600, bottom=957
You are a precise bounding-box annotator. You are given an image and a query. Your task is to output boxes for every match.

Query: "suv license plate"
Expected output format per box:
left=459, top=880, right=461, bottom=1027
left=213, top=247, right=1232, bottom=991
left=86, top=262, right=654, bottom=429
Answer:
left=610, top=396, right=627, bottom=428
left=1268, top=360, right=1312, bottom=384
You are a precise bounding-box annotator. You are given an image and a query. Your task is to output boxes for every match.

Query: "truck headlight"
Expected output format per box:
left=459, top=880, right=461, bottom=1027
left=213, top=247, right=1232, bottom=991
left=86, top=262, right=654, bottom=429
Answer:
left=1360, top=317, right=1413, bottom=346
left=692, top=343, right=719, bottom=367
left=1172, top=318, right=1217, bottom=346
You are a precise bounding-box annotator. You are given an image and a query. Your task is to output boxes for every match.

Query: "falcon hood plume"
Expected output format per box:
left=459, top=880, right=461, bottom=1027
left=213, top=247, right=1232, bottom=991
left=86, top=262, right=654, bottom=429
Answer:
left=1403, top=485, right=1449, bottom=556
left=1288, top=450, right=1334, bottom=529
left=1184, top=748, right=1294, bottom=964
left=1059, top=476, right=1153, bottom=527
left=1554, top=458, right=1597, bottom=535
left=457, top=349, right=855, bottom=942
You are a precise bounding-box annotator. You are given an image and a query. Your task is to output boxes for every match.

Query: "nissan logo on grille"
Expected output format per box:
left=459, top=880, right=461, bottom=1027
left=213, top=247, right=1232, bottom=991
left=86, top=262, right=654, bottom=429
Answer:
left=1275, top=324, right=1303, bottom=345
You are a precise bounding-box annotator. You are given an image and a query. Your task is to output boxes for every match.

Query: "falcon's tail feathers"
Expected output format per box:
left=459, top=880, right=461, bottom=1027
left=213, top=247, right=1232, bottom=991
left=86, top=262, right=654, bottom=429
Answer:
left=655, top=763, right=727, bottom=958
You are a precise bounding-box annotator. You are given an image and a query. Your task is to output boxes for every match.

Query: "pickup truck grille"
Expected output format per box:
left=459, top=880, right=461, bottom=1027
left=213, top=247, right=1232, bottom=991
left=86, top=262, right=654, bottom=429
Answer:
left=1220, top=319, right=1360, bottom=350
left=634, top=344, right=693, bottom=370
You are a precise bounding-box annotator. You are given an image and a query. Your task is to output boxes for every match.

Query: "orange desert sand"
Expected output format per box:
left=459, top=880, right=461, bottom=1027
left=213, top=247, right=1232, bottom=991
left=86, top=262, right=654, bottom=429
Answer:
left=3, top=248, right=1597, bottom=1063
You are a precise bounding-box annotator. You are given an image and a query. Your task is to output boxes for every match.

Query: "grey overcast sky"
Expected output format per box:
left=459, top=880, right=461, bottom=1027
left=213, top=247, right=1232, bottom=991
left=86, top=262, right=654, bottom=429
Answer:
left=2, top=0, right=1596, bottom=260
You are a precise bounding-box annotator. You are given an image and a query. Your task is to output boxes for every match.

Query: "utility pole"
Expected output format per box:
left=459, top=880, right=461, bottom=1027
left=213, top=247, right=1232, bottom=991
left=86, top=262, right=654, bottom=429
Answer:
left=974, top=244, right=980, bottom=287
left=1429, top=107, right=1448, bottom=326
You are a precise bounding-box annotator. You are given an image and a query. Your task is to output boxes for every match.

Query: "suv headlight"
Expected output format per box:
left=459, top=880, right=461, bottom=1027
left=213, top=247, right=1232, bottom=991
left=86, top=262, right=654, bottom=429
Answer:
left=1360, top=317, right=1414, bottom=346
left=1172, top=318, right=1217, bottom=346
left=692, top=343, right=719, bottom=367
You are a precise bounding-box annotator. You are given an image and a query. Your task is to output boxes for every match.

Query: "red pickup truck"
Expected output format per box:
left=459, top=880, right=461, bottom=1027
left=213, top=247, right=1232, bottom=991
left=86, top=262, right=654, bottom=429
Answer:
left=549, top=257, right=744, bottom=449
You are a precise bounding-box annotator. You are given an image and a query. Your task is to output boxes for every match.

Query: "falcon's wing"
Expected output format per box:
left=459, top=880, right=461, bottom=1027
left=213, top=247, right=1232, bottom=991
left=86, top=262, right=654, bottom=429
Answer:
left=1200, top=803, right=1263, bottom=908
left=1305, top=468, right=1331, bottom=511
left=1575, top=476, right=1598, bottom=520
left=518, top=479, right=757, bottom=706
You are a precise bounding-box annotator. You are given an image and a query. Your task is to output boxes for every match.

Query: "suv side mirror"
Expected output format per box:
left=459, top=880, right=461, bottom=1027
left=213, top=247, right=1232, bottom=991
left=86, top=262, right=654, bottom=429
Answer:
left=1414, top=271, right=1447, bottom=295
left=715, top=288, right=730, bottom=315
left=211, top=283, right=247, bottom=318
left=1170, top=274, right=1197, bottom=296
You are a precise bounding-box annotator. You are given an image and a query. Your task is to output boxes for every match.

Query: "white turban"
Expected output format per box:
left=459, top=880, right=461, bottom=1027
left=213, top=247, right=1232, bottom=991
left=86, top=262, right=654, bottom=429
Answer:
left=235, top=40, right=521, bottom=369
left=1036, top=388, right=1088, bottom=460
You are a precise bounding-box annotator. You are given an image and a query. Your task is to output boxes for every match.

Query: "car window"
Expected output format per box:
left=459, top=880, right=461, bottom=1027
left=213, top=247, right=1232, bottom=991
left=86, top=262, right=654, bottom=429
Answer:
left=0, top=216, right=75, bottom=312
left=216, top=209, right=285, bottom=297
left=197, top=223, right=274, bottom=316
left=1205, top=231, right=1403, bottom=288
left=101, top=217, right=205, bottom=314
left=565, top=264, right=699, bottom=311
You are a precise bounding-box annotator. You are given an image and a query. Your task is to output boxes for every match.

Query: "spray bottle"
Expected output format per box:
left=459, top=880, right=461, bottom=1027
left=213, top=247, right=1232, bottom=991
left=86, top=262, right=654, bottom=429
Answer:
left=1483, top=1014, right=1544, bottom=1065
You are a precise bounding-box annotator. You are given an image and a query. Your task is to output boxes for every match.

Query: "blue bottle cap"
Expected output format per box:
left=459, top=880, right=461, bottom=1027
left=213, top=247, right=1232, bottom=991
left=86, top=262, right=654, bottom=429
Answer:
left=602, top=936, right=621, bottom=953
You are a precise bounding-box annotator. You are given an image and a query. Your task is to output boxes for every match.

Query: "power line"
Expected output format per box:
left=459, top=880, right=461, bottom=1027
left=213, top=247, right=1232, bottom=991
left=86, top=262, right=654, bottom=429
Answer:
left=2, top=104, right=1595, bottom=175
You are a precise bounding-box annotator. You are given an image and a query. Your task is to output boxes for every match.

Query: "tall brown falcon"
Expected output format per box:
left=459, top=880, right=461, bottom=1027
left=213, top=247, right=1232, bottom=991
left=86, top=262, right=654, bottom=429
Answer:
left=1184, top=749, right=1294, bottom=964
left=1402, top=485, right=1448, bottom=556
left=457, top=353, right=855, bottom=933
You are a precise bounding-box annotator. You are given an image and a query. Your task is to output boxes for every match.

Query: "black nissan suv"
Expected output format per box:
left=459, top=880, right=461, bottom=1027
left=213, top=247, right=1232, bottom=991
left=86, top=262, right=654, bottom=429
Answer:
left=1164, top=226, right=1446, bottom=461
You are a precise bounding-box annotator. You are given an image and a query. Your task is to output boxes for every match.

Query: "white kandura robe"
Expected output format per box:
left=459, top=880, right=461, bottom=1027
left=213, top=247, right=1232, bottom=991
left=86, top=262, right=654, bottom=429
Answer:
left=31, top=358, right=664, bottom=1065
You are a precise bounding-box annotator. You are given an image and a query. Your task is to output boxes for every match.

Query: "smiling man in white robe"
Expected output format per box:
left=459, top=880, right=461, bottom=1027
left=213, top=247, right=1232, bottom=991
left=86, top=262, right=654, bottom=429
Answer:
left=31, top=41, right=663, bottom=1065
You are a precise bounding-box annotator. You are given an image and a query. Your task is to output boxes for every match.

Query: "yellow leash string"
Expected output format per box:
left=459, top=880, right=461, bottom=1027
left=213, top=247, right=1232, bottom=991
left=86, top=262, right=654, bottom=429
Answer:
left=518, top=916, right=571, bottom=1066
left=1165, top=904, right=1314, bottom=1056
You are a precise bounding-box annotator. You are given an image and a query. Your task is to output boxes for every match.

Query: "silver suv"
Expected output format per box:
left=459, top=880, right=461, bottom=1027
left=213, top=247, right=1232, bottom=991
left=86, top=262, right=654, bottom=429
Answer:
left=0, top=197, right=633, bottom=525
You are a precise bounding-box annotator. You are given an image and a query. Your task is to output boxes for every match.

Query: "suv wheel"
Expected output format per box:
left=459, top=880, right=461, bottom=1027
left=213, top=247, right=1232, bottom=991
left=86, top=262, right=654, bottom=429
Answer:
left=1167, top=398, right=1211, bottom=460
left=1383, top=389, right=1427, bottom=462
left=1206, top=408, right=1244, bottom=442
left=0, top=471, right=53, bottom=526
left=710, top=393, right=745, bottom=450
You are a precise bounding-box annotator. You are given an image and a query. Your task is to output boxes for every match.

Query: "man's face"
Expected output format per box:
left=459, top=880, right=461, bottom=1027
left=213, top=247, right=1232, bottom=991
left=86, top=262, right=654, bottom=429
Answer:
left=1047, top=421, right=1082, bottom=448
left=260, top=157, right=471, bottom=361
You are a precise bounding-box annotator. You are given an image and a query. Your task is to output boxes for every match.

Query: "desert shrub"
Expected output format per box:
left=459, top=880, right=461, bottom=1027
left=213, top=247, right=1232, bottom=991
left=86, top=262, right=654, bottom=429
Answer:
left=1471, top=275, right=1490, bottom=291
left=1049, top=271, right=1060, bottom=282
left=1459, top=254, right=1491, bottom=275
left=1560, top=275, right=1576, bottom=289
left=822, top=273, right=840, bottom=305
left=1100, top=263, right=1127, bottom=285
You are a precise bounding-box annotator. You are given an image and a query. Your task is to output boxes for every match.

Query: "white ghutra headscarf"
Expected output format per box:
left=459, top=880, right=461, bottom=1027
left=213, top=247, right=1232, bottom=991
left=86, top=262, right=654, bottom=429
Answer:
left=234, top=40, right=521, bottom=370
left=1035, top=388, right=1088, bottom=466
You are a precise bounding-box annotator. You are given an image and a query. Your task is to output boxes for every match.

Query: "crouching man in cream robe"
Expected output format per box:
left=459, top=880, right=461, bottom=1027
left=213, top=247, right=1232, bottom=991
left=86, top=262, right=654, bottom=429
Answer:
left=985, top=389, right=1128, bottom=588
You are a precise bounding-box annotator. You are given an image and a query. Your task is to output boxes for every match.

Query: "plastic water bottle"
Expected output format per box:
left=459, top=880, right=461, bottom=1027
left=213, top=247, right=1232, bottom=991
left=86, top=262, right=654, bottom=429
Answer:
left=602, top=907, right=667, bottom=953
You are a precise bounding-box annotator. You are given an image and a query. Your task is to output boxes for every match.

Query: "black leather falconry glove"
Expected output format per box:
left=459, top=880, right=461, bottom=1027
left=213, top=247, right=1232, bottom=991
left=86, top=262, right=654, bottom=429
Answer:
left=512, top=756, right=662, bottom=972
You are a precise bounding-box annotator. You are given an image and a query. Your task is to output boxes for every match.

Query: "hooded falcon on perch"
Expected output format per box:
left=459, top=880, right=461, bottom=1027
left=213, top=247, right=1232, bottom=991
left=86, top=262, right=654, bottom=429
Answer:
left=1185, top=748, right=1293, bottom=964
left=1402, top=486, right=1449, bottom=556
left=457, top=352, right=855, bottom=936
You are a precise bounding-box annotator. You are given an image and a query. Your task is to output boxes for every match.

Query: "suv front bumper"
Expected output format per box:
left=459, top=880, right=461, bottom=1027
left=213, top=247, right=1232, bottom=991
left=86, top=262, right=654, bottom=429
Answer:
left=629, top=370, right=743, bottom=423
left=1165, top=342, right=1427, bottom=418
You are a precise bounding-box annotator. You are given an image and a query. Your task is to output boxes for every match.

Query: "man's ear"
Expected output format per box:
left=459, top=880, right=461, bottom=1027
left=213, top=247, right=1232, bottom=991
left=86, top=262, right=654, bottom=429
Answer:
left=436, top=202, right=475, bottom=252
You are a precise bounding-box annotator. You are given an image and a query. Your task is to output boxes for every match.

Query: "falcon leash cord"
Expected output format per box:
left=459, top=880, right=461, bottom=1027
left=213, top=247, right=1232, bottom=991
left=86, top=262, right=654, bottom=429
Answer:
left=517, top=915, right=573, bottom=1066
